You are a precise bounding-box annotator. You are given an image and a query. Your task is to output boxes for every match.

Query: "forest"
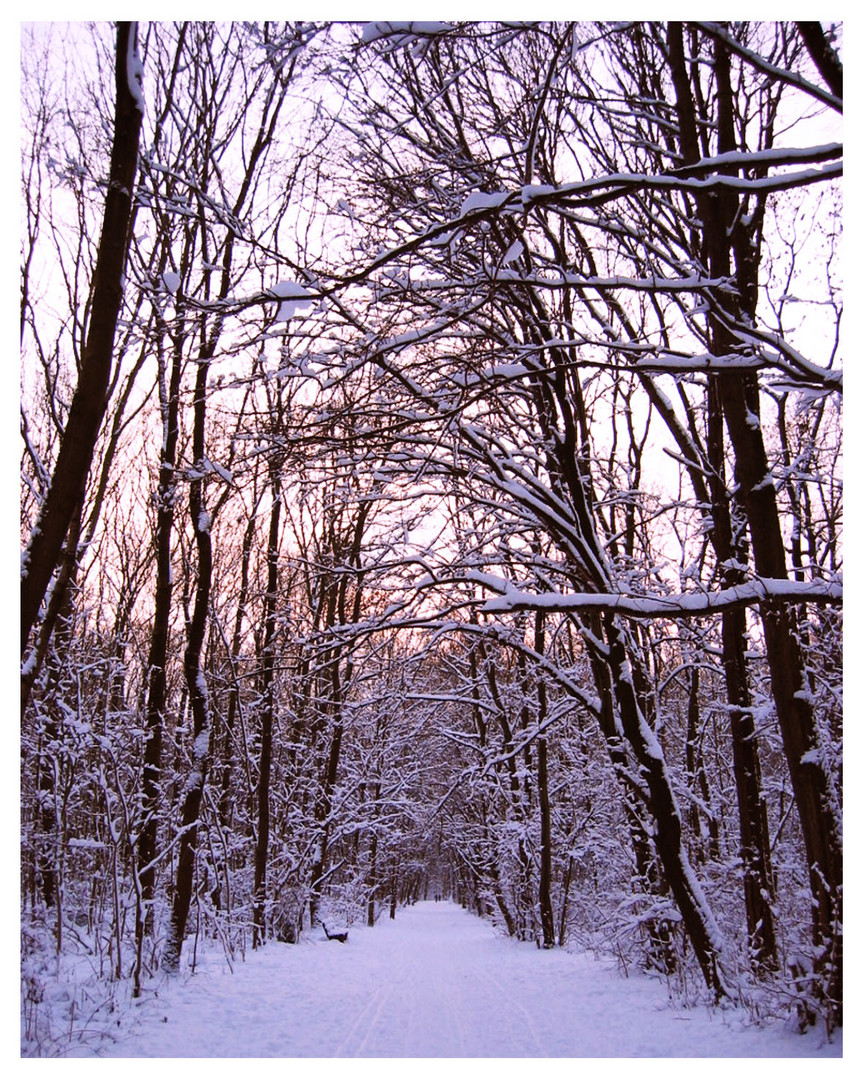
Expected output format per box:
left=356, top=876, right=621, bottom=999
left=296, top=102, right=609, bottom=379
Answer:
left=20, top=20, right=842, bottom=1050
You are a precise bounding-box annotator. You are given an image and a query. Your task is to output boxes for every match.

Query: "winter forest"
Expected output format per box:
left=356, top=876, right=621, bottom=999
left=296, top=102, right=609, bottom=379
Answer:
left=20, top=20, right=842, bottom=1057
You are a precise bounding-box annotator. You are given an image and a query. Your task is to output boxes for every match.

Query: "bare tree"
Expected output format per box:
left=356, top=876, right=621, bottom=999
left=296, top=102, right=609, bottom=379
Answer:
left=21, top=22, right=143, bottom=658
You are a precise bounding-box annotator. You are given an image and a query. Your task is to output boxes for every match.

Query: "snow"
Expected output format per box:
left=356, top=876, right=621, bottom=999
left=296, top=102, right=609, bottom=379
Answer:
left=83, top=901, right=839, bottom=1059
left=521, top=183, right=556, bottom=206
left=267, top=281, right=315, bottom=323
left=202, top=456, right=233, bottom=483
left=477, top=575, right=842, bottom=618
left=635, top=351, right=764, bottom=374
left=459, top=190, right=510, bottom=215
left=510, top=165, right=842, bottom=219
left=191, top=727, right=209, bottom=760
left=126, top=23, right=145, bottom=114
left=361, top=22, right=454, bottom=44
left=483, top=363, right=530, bottom=380
left=161, top=271, right=180, bottom=295
left=672, top=143, right=841, bottom=174
left=501, top=239, right=524, bottom=264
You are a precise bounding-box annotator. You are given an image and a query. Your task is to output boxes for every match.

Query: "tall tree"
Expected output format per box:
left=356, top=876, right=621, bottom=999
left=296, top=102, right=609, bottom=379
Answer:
left=21, top=21, right=143, bottom=658
left=664, top=20, right=841, bottom=1019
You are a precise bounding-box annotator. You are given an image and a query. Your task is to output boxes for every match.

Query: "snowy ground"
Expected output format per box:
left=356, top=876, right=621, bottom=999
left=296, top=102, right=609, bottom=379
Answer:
left=60, top=900, right=842, bottom=1060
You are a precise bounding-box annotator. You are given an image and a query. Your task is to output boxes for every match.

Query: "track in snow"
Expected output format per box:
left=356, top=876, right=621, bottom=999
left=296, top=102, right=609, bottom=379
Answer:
left=95, top=901, right=840, bottom=1058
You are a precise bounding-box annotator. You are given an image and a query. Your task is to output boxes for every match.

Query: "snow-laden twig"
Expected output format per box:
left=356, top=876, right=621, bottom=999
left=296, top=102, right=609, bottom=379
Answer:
left=474, top=574, right=842, bottom=618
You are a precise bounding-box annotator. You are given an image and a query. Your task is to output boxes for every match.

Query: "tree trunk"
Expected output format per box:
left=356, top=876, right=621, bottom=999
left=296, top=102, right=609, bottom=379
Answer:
left=668, top=22, right=841, bottom=1021
left=21, top=22, right=142, bottom=655
left=162, top=357, right=213, bottom=974
left=135, top=321, right=184, bottom=992
left=684, top=665, right=719, bottom=862
left=796, top=22, right=843, bottom=99
left=557, top=855, right=574, bottom=947
left=602, top=613, right=730, bottom=998
left=253, top=474, right=281, bottom=947
left=534, top=613, right=555, bottom=948
left=536, top=733, right=555, bottom=948
left=367, top=828, right=378, bottom=928
left=584, top=619, right=678, bottom=975
left=219, top=508, right=258, bottom=830
left=308, top=718, right=343, bottom=926
left=706, top=380, right=778, bottom=972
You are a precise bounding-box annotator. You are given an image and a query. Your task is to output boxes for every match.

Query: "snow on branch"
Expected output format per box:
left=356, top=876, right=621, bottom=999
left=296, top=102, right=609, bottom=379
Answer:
left=694, top=22, right=842, bottom=112
left=634, top=350, right=839, bottom=392
left=473, top=574, right=842, bottom=619
left=360, top=22, right=455, bottom=45
left=125, top=23, right=145, bottom=114
left=267, top=280, right=315, bottom=322
left=326, top=156, right=840, bottom=297
left=669, top=143, right=841, bottom=178
left=518, top=163, right=843, bottom=212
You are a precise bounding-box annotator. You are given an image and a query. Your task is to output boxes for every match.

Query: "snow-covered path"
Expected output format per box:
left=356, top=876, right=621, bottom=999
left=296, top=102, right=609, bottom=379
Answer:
left=98, top=901, right=839, bottom=1058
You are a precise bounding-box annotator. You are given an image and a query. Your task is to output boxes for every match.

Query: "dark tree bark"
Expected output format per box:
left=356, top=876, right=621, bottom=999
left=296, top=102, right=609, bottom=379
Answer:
left=366, top=780, right=381, bottom=927
left=366, top=833, right=378, bottom=927
left=518, top=286, right=726, bottom=985
left=21, top=492, right=84, bottom=714
left=21, top=22, right=143, bottom=656
left=602, top=614, right=729, bottom=997
left=218, top=508, right=257, bottom=830
left=557, top=854, right=575, bottom=947
left=585, top=24, right=778, bottom=975
left=134, top=317, right=184, bottom=994
left=162, top=355, right=213, bottom=974
left=706, top=380, right=778, bottom=972
left=308, top=712, right=343, bottom=927
left=308, top=496, right=373, bottom=924
left=796, top=22, right=843, bottom=99
left=489, top=655, right=533, bottom=940
left=534, top=612, right=555, bottom=948
left=684, top=666, right=719, bottom=863
left=253, top=468, right=282, bottom=948
left=668, top=22, right=841, bottom=1023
